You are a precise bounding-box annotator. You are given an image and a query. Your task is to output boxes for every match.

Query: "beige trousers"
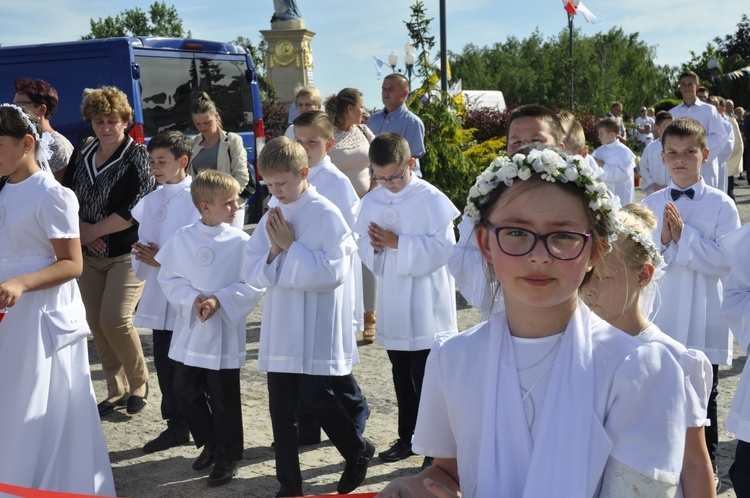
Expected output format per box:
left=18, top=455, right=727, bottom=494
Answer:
left=79, top=253, right=147, bottom=398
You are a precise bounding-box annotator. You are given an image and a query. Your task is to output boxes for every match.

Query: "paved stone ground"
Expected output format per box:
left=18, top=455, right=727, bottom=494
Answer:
left=94, top=182, right=750, bottom=497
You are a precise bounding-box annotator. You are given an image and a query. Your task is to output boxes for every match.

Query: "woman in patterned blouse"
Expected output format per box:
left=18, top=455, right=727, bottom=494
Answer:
left=63, top=86, right=155, bottom=418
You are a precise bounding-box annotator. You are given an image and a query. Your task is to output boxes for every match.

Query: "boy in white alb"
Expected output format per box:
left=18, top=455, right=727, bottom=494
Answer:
left=592, top=117, right=636, bottom=205
left=449, top=105, right=566, bottom=317
left=131, top=131, right=199, bottom=453
left=642, top=117, right=740, bottom=480
left=354, top=133, right=460, bottom=467
left=156, top=170, right=262, bottom=487
left=639, top=111, right=674, bottom=195
left=245, top=137, right=374, bottom=497
left=720, top=223, right=750, bottom=496
left=289, top=110, right=370, bottom=443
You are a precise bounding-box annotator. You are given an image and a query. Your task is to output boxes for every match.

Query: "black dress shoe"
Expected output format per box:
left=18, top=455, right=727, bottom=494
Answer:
left=192, top=444, right=215, bottom=471
left=378, top=439, right=414, bottom=462
left=143, top=429, right=190, bottom=454
left=337, top=438, right=375, bottom=494
left=126, top=384, right=149, bottom=415
left=276, top=491, right=302, bottom=497
left=207, top=458, right=238, bottom=487
left=420, top=456, right=434, bottom=471
left=97, top=393, right=130, bottom=417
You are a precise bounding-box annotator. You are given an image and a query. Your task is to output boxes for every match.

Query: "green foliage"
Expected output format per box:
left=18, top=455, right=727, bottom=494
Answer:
left=652, top=98, right=681, bottom=114
left=450, top=27, right=674, bottom=116
left=681, top=44, right=750, bottom=108
left=714, top=14, right=750, bottom=62
left=463, top=137, right=507, bottom=171
left=402, top=2, right=479, bottom=211
left=404, top=1, right=436, bottom=82
left=679, top=43, right=723, bottom=93
left=410, top=92, right=482, bottom=211
left=81, top=1, right=187, bottom=40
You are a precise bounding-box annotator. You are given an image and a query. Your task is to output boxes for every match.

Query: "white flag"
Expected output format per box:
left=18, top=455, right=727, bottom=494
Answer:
left=372, top=55, right=386, bottom=80
left=577, top=2, right=601, bottom=24
left=448, top=78, right=462, bottom=97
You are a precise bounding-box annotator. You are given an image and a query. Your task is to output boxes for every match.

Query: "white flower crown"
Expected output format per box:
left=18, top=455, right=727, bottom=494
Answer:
left=464, top=148, right=621, bottom=242
left=620, top=226, right=664, bottom=268
left=1, top=103, right=54, bottom=173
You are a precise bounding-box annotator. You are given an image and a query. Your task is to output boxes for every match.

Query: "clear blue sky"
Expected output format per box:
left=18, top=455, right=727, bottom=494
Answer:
left=1, top=1, right=747, bottom=109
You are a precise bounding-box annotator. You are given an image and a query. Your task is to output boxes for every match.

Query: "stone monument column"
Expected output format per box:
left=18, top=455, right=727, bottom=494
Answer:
left=261, top=18, right=316, bottom=102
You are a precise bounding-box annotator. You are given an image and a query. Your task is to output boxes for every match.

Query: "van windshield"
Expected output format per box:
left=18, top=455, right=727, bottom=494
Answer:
left=136, top=55, right=254, bottom=138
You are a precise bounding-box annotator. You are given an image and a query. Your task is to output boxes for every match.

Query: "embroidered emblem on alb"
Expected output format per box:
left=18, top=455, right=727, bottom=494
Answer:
left=381, top=207, right=399, bottom=227
left=196, top=247, right=215, bottom=267
left=155, top=205, right=167, bottom=222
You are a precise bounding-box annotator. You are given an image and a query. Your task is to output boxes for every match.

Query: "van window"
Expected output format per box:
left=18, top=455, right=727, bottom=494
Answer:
left=136, top=55, right=254, bottom=137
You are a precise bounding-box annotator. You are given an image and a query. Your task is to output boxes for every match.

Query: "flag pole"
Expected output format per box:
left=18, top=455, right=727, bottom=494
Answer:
left=569, top=11, right=575, bottom=109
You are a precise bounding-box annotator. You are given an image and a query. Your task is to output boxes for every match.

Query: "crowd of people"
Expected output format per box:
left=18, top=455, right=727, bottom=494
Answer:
left=1, top=69, right=750, bottom=498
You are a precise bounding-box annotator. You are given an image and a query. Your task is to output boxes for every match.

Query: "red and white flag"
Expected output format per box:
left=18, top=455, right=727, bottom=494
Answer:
left=561, top=0, right=600, bottom=24
left=562, top=0, right=577, bottom=15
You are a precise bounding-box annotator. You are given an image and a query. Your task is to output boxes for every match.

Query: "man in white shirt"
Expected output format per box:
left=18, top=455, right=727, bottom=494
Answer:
left=635, top=106, right=655, bottom=152
left=669, top=70, right=729, bottom=189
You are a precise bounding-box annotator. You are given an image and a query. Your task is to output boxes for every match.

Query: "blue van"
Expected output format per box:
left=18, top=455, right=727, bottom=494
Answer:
left=0, top=36, right=267, bottom=221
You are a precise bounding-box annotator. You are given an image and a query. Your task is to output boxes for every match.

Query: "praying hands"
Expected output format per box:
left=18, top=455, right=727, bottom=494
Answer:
left=266, top=207, right=295, bottom=263
left=368, top=221, right=399, bottom=252
left=661, top=202, right=684, bottom=245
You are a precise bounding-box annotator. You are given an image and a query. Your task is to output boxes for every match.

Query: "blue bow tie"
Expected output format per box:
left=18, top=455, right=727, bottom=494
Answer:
left=670, top=188, right=695, bottom=201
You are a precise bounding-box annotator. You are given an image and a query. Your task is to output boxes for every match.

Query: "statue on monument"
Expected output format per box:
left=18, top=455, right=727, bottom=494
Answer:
left=272, top=0, right=302, bottom=22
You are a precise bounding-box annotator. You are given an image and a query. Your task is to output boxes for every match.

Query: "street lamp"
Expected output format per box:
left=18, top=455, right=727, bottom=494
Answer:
left=387, top=43, right=417, bottom=88
left=567, top=0, right=580, bottom=109
left=708, top=58, right=720, bottom=81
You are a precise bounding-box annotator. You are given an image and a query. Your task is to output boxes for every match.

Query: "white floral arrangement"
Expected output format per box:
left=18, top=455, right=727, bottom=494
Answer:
left=464, top=148, right=621, bottom=242
left=620, top=226, right=664, bottom=268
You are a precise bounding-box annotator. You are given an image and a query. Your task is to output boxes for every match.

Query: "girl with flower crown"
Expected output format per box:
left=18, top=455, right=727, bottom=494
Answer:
left=376, top=145, right=688, bottom=498
left=0, top=105, right=115, bottom=495
left=583, top=203, right=715, bottom=498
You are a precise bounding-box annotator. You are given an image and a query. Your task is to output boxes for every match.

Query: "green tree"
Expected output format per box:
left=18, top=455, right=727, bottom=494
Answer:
left=403, top=2, right=480, bottom=210
left=450, top=27, right=674, bottom=116
left=81, top=1, right=188, bottom=39
left=714, top=14, right=750, bottom=62
left=403, top=1, right=436, bottom=82
left=230, top=36, right=276, bottom=101
left=681, top=43, right=750, bottom=109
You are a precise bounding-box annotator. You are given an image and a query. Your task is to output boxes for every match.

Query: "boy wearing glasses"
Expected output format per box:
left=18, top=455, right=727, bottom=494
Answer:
left=354, top=132, right=460, bottom=468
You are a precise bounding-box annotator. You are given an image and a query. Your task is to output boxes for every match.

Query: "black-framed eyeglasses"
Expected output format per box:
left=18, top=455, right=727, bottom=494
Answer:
left=487, top=225, right=592, bottom=261
left=371, top=168, right=407, bottom=185
left=13, top=100, right=39, bottom=107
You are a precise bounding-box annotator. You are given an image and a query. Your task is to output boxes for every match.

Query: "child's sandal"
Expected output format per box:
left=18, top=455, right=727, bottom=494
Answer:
left=363, top=311, right=376, bottom=343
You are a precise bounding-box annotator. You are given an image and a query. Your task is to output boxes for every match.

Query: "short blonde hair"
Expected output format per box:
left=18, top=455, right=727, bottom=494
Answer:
left=563, top=120, right=586, bottom=155
left=293, top=111, right=334, bottom=139
left=558, top=111, right=586, bottom=154
left=295, top=86, right=322, bottom=106
left=258, top=136, right=308, bottom=176
left=191, top=170, right=239, bottom=210
left=81, top=86, right=134, bottom=124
